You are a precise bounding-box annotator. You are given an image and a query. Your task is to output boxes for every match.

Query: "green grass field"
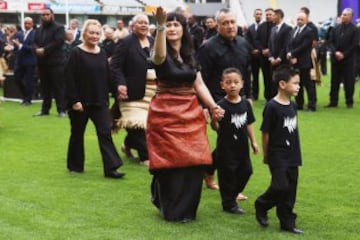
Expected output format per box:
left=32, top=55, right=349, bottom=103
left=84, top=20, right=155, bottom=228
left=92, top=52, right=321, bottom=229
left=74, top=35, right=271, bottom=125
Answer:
left=1, top=76, right=360, bottom=240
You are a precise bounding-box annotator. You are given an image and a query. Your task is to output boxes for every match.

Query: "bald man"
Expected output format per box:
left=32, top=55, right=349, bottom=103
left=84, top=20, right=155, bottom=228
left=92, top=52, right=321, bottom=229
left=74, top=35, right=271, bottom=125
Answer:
left=327, top=8, right=359, bottom=108
left=287, top=12, right=317, bottom=111
left=12, top=17, right=37, bottom=105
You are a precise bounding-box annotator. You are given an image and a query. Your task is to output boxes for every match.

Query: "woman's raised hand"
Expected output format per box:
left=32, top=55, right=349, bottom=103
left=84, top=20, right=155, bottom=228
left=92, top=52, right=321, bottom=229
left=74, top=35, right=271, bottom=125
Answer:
left=155, top=7, right=166, bottom=26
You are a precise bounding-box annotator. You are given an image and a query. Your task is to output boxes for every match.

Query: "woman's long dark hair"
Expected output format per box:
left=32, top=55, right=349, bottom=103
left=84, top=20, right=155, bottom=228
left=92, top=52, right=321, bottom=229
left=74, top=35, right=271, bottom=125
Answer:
left=166, top=12, right=198, bottom=69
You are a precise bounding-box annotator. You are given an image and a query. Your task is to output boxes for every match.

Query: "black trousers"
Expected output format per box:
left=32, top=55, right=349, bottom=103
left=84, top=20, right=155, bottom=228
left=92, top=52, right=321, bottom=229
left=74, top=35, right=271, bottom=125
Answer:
left=318, top=45, right=328, bottom=75
left=255, top=167, right=299, bottom=229
left=151, top=166, right=204, bottom=222
left=295, top=68, right=317, bottom=110
left=217, top=158, right=252, bottom=210
left=38, top=65, right=66, bottom=114
left=330, top=60, right=356, bottom=106
left=124, top=128, right=148, bottom=161
left=260, top=56, right=274, bottom=101
left=67, top=106, right=123, bottom=174
left=251, top=56, right=261, bottom=100
left=14, top=65, right=36, bottom=103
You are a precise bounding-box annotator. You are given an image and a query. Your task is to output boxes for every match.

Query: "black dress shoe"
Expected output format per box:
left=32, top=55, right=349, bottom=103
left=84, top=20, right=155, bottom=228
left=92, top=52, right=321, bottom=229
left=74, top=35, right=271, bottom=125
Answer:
left=255, top=211, right=269, bottom=227
left=105, top=171, right=125, bottom=179
left=281, top=227, right=304, bottom=234
left=21, top=101, right=32, bottom=106
left=33, top=112, right=49, bottom=117
left=324, top=103, right=337, bottom=108
left=224, top=206, right=246, bottom=214
left=58, top=112, right=66, bottom=117
left=306, top=108, right=316, bottom=112
left=255, top=203, right=269, bottom=227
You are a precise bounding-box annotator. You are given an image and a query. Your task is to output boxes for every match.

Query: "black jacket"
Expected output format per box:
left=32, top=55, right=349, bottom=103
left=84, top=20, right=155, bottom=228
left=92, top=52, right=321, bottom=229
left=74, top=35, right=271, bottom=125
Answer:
left=197, top=34, right=252, bottom=101
left=268, top=23, right=292, bottom=63
left=329, top=22, right=359, bottom=63
left=110, top=33, right=154, bottom=100
left=287, top=25, right=313, bottom=69
left=33, top=20, right=65, bottom=66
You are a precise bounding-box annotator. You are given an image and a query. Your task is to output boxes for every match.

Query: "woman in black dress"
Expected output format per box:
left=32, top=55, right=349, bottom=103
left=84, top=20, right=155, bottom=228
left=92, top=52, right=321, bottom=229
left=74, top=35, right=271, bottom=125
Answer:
left=148, top=7, right=224, bottom=222
left=65, top=19, right=125, bottom=179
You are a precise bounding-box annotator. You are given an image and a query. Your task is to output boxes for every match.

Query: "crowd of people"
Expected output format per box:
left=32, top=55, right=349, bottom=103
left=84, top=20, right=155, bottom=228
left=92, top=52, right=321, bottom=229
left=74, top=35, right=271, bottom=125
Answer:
left=1, top=4, right=360, bottom=234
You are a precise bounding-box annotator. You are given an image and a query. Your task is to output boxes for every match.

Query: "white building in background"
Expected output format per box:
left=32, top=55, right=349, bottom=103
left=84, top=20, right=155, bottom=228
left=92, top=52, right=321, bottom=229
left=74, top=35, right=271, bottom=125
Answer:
left=0, top=0, right=337, bottom=28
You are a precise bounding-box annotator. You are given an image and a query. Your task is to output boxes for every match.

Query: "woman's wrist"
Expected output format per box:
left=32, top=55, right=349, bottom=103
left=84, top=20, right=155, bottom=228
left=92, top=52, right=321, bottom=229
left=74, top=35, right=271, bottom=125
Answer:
left=157, top=25, right=166, bottom=32
left=210, top=105, right=219, bottom=114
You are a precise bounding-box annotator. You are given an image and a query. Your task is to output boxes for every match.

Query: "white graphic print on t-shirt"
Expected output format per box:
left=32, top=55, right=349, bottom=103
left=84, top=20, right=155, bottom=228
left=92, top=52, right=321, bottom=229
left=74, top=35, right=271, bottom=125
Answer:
left=231, top=112, right=247, bottom=129
left=283, top=116, right=297, bottom=133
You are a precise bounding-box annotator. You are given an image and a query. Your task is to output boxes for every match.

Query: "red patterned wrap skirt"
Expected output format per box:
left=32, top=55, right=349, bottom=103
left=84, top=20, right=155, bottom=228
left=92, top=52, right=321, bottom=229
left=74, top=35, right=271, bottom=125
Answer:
left=147, top=91, right=212, bottom=171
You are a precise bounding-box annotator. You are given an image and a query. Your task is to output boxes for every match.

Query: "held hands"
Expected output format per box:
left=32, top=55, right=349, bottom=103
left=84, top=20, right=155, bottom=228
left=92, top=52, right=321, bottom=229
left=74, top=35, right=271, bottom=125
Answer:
left=154, top=7, right=167, bottom=26
left=72, top=102, right=84, bottom=112
left=210, top=105, right=225, bottom=122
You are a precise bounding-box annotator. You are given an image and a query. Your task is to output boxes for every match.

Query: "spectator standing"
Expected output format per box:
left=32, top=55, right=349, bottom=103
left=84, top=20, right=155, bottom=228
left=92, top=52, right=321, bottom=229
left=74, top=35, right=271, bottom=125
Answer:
left=188, top=14, right=204, bottom=52
left=33, top=7, right=66, bottom=117
left=101, top=27, right=116, bottom=60
left=246, top=8, right=263, bottom=100
left=255, top=8, right=275, bottom=101
left=326, top=8, right=359, bottom=108
left=287, top=12, right=316, bottom=111
left=203, top=16, right=217, bottom=42
left=268, top=9, right=292, bottom=97
left=12, top=17, right=37, bottom=106
left=113, top=19, right=129, bottom=43
left=69, top=18, right=81, bottom=43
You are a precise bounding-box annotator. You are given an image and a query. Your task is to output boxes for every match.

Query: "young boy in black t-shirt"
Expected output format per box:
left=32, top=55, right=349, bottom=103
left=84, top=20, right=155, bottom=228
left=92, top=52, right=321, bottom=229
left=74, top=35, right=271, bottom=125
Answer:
left=255, top=65, right=304, bottom=234
left=211, top=67, right=259, bottom=214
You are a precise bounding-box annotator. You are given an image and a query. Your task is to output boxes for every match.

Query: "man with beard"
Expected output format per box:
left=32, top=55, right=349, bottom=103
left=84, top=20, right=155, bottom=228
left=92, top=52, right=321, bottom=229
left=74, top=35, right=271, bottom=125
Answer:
left=33, top=7, right=66, bottom=117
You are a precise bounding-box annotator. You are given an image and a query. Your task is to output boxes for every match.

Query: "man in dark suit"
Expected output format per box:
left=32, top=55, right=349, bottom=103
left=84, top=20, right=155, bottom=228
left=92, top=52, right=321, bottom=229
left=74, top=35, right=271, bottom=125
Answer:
left=287, top=12, right=316, bottom=111
left=110, top=14, right=154, bottom=165
left=203, top=16, right=217, bottom=42
left=188, top=14, right=204, bottom=52
left=12, top=17, right=37, bottom=106
left=327, top=8, right=359, bottom=108
left=255, top=8, right=274, bottom=101
left=69, top=18, right=81, bottom=43
left=246, top=8, right=263, bottom=100
left=268, top=9, right=292, bottom=97
left=33, top=7, right=66, bottom=117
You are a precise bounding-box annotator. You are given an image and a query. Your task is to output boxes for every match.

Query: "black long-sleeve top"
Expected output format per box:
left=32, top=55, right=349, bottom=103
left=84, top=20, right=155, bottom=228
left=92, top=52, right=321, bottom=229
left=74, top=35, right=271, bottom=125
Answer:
left=328, top=22, right=359, bottom=62
left=65, top=47, right=115, bottom=108
left=33, top=20, right=65, bottom=66
left=197, top=34, right=252, bottom=101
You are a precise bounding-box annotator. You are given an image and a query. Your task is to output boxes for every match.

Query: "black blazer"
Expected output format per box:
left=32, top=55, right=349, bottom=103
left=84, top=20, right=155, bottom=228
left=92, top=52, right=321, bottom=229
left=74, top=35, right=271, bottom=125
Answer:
left=255, top=21, right=274, bottom=50
left=268, top=23, right=292, bottom=62
left=287, top=25, right=313, bottom=69
left=33, top=21, right=65, bottom=66
left=110, top=33, right=154, bottom=100
left=245, top=23, right=258, bottom=49
left=15, top=29, right=37, bottom=67
left=328, top=22, right=359, bottom=63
